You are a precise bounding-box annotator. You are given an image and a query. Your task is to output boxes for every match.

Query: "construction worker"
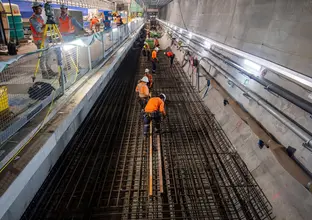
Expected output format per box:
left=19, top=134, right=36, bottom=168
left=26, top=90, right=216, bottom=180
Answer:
left=143, top=93, right=166, bottom=136
left=59, top=4, right=86, bottom=71
left=116, top=15, right=123, bottom=26
left=151, top=47, right=159, bottom=73
left=145, top=68, right=153, bottom=89
left=90, top=15, right=100, bottom=33
left=135, top=76, right=150, bottom=110
left=154, top=38, right=159, bottom=48
left=29, top=2, right=58, bottom=79
left=59, top=4, right=85, bottom=42
left=143, top=42, right=151, bottom=61
left=164, top=51, right=175, bottom=67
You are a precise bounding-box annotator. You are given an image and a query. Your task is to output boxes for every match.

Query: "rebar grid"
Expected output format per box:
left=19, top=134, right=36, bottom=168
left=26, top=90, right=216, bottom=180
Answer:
left=21, top=48, right=274, bottom=220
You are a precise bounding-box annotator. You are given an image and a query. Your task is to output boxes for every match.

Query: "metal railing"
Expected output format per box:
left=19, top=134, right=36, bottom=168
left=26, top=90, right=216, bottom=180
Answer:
left=0, top=18, right=144, bottom=146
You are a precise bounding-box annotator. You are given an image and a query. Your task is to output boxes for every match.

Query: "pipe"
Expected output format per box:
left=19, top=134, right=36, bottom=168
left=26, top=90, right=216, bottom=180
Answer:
left=210, top=49, right=312, bottom=115
left=164, top=22, right=312, bottom=116
left=200, top=56, right=312, bottom=150
left=166, top=27, right=312, bottom=149
left=157, top=18, right=312, bottom=89
left=166, top=27, right=312, bottom=190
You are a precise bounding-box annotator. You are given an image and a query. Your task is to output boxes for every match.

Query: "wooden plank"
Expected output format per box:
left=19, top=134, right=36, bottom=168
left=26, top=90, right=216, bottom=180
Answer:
left=157, top=134, right=163, bottom=194
left=149, top=121, right=153, bottom=197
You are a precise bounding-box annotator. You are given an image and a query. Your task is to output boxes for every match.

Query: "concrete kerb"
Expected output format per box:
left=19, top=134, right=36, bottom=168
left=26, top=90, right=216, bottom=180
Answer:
left=0, top=25, right=143, bottom=220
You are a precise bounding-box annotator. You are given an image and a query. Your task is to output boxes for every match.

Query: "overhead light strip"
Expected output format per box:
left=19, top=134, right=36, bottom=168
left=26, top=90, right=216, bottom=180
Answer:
left=157, top=19, right=312, bottom=89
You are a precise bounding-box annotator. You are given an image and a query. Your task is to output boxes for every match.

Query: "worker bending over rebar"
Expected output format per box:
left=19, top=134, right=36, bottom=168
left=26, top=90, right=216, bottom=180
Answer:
left=135, top=76, right=150, bottom=110
left=145, top=68, right=153, bottom=89
left=164, top=50, right=175, bottom=67
left=143, top=93, right=166, bottom=136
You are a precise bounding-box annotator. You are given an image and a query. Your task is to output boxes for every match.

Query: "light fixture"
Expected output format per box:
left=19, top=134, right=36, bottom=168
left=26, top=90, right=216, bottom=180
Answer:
left=244, top=59, right=262, bottom=72
left=204, top=41, right=211, bottom=49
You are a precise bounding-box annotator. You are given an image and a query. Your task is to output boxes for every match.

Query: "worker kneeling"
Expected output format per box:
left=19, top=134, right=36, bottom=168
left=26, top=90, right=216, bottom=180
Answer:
left=143, top=93, right=166, bottom=136
left=135, top=76, right=150, bottom=110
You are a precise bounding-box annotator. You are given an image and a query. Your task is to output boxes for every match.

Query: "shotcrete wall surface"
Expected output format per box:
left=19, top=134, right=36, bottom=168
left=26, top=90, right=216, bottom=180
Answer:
left=159, top=0, right=312, bottom=77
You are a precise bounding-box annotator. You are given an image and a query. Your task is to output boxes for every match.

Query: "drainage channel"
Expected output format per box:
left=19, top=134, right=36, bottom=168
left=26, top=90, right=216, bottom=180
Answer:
left=21, top=48, right=274, bottom=220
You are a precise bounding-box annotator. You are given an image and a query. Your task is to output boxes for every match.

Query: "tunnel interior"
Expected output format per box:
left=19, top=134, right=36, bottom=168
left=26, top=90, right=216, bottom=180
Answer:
left=20, top=28, right=274, bottom=220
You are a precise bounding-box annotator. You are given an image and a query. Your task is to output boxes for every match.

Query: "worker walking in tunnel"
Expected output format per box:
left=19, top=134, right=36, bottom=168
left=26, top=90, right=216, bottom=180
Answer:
left=136, top=76, right=150, bottom=110
left=29, top=2, right=58, bottom=79
left=145, top=68, right=153, bottom=89
left=151, top=47, right=159, bottom=73
left=143, top=93, right=166, bottom=136
left=165, top=50, right=175, bottom=67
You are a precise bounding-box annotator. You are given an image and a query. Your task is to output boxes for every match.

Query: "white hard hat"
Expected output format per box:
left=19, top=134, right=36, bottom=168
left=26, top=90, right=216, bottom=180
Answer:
left=145, top=68, right=149, bottom=73
left=141, top=76, right=149, bottom=83
left=155, top=47, right=159, bottom=52
left=159, top=93, right=166, bottom=102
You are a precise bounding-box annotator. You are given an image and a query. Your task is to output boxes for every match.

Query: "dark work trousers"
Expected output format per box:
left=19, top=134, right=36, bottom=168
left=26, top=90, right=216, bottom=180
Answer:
left=138, top=97, right=149, bottom=110
left=143, top=111, right=161, bottom=136
left=170, top=54, right=175, bottom=67
left=147, top=50, right=151, bottom=61
left=152, top=59, right=157, bottom=73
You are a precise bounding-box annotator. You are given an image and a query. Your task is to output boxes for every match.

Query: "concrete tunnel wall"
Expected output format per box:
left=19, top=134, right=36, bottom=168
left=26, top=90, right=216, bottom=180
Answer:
left=159, top=0, right=312, bottom=77
left=158, top=32, right=312, bottom=220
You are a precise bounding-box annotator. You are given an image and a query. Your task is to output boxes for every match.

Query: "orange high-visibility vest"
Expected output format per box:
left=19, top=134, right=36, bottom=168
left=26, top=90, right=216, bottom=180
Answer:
left=152, top=50, right=157, bottom=59
left=166, top=51, right=174, bottom=57
left=59, top=16, right=75, bottom=35
left=136, top=82, right=149, bottom=98
left=145, top=97, right=165, bottom=115
left=29, top=14, right=44, bottom=42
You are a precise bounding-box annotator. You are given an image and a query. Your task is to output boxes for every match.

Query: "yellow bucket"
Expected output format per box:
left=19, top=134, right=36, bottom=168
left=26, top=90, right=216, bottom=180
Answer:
left=0, top=86, right=9, bottom=112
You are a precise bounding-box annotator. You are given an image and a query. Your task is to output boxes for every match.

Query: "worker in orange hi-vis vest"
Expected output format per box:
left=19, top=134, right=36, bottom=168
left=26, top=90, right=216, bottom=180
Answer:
left=59, top=4, right=86, bottom=41
left=151, top=47, right=159, bottom=73
left=164, top=51, right=175, bottom=67
left=143, top=93, right=166, bottom=136
left=59, top=4, right=86, bottom=70
left=135, top=76, right=150, bottom=110
left=29, top=2, right=57, bottom=79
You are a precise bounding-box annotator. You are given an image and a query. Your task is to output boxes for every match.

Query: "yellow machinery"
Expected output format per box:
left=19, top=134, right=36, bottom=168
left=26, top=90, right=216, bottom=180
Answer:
left=0, top=86, right=9, bottom=113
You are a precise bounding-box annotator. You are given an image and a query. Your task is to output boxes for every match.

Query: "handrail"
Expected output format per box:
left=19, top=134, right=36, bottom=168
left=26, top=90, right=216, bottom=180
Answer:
left=157, top=18, right=312, bottom=90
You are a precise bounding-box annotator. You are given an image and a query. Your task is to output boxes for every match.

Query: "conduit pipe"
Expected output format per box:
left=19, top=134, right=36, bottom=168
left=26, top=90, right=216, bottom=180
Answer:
left=200, top=56, right=312, bottom=150
left=172, top=29, right=312, bottom=116
left=166, top=31, right=312, bottom=190
left=210, top=50, right=312, bottom=115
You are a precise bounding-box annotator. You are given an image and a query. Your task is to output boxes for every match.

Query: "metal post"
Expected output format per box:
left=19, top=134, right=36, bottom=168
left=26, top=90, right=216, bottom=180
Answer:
left=8, top=0, right=18, bottom=45
left=102, top=32, right=106, bottom=58
left=60, top=69, right=65, bottom=94
left=87, top=46, right=92, bottom=70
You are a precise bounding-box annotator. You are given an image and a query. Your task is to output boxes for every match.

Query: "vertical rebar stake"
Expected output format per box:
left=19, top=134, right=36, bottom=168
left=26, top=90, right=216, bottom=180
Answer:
left=157, top=134, right=163, bottom=194
left=149, top=121, right=153, bottom=197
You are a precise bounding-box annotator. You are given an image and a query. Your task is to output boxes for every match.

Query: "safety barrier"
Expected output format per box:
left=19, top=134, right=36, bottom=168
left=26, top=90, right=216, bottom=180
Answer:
left=0, top=18, right=144, bottom=146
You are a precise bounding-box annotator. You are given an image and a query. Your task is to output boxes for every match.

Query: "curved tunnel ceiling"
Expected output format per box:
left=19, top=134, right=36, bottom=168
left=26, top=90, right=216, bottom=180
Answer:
left=135, top=0, right=173, bottom=8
